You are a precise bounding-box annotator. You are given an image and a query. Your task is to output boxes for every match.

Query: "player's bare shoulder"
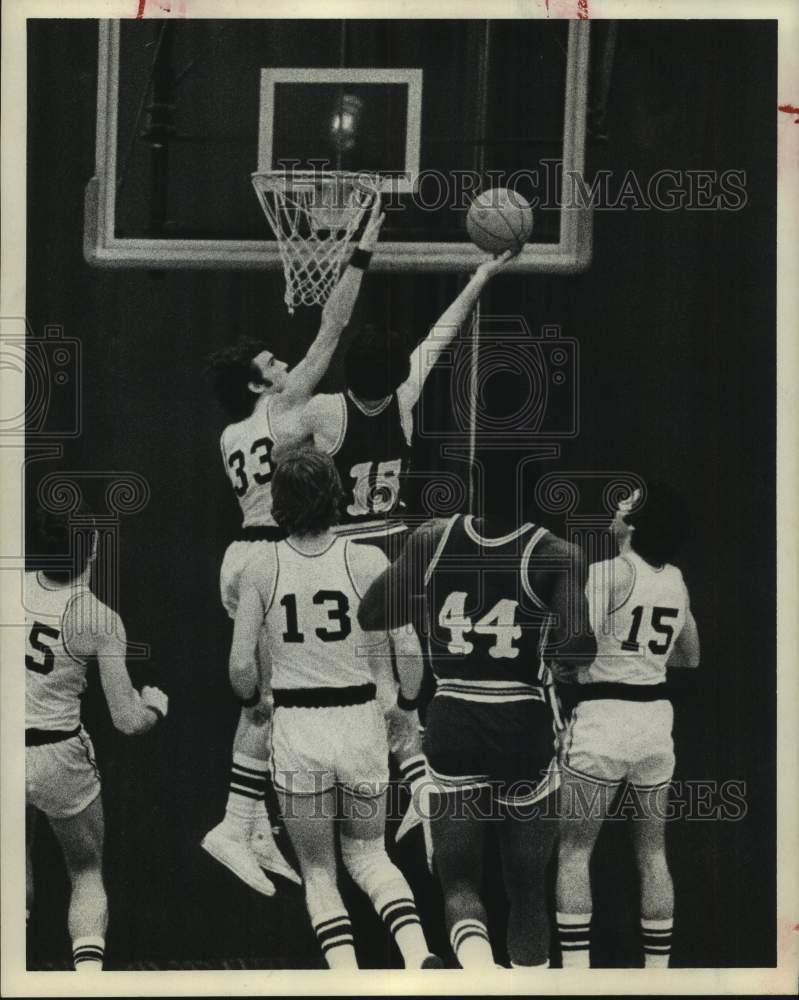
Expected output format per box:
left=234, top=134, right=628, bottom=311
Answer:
left=64, top=590, right=124, bottom=659
left=237, top=543, right=279, bottom=607
left=404, top=515, right=451, bottom=544
left=271, top=392, right=343, bottom=456
left=344, top=537, right=391, bottom=597
left=534, top=531, right=583, bottom=564
left=306, top=392, right=346, bottom=453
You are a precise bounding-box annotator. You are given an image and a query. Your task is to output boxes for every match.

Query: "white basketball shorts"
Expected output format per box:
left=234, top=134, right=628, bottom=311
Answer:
left=559, top=698, right=675, bottom=790
left=26, top=726, right=101, bottom=819
left=270, top=699, right=390, bottom=796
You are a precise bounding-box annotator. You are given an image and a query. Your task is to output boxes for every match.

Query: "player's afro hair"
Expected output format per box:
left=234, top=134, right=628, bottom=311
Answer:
left=626, top=480, right=689, bottom=567
left=346, top=325, right=412, bottom=400
left=28, top=503, right=96, bottom=583
left=205, top=338, right=272, bottom=421
left=271, top=447, right=344, bottom=537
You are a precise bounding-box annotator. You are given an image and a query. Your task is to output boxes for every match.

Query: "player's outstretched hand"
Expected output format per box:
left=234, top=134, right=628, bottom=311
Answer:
left=248, top=689, right=274, bottom=727
left=547, top=660, right=581, bottom=685
left=474, top=248, right=519, bottom=280
left=358, top=190, right=386, bottom=252
left=142, top=685, right=169, bottom=720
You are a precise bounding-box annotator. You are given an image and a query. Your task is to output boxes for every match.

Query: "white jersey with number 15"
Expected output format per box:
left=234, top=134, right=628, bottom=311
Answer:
left=581, top=549, right=689, bottom=686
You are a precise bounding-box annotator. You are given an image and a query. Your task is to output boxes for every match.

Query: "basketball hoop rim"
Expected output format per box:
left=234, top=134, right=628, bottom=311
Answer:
left=251, top=170, right=385, bottom=194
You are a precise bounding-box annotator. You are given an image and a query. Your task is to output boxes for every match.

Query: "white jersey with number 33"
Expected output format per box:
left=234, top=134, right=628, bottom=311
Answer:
left=220, top=403, right=279, bottom=528
left=582, top=550, right=689, bottom=686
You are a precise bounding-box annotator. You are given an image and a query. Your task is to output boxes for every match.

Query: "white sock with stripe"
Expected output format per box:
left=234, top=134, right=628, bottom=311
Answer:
left=399, top=754, right=427, bottom=795
left=557, top=911, right=591, bottom=968
left=450, top=918, right=493, bottom=968
left=313, top=911, right=357, bottom=968
left=377, top=891, right=429, bottom=968
left=222, top=752, right=267, bottom=840
left=397, top=754, right=434, bottom=869
left=642, top=916, right=673, bottom=967
left=73, top=935, right=104, bottom=971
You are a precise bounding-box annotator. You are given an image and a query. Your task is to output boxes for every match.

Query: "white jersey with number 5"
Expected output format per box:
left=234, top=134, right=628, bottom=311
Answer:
left=220, top=402, right=279, bottom=528
left=25, top=571, right=94, bottom=730
left=260, top=536, right=389, bottom=689
left=581, top=550, right=689, bottom=685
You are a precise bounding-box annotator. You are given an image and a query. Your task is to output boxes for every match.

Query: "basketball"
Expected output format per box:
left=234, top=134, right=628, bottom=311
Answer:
left=466, top=188, right=534, bottom=255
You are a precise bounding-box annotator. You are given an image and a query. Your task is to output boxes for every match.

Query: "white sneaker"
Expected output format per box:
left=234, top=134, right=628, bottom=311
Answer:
left=250, top=823, right=302, bottom=885
left=201, top=823, right=276, bottom=897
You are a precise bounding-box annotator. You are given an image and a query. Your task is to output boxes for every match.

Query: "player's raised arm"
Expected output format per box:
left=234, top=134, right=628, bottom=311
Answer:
left=66, top=599, right=168, bottom=735
left=347, top=539, right=425, bottom=702
left=348, top=538, right=424, bottom=753
left=274, top=392, right=338, bottom=456
left=397, top=251, right=516, bottom=410
left=534, top=537, right=597, bottom=676
left=277, top=193, right=385, bottom=409
left=389, top=626, right=423, bottom=706
left=357, top=518, right=447, bottom=632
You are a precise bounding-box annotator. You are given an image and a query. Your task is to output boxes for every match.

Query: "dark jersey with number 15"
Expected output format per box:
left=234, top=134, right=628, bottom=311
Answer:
left=327, top=390, right=412, bottom=533
left=424, top=514, right=555, bottom=704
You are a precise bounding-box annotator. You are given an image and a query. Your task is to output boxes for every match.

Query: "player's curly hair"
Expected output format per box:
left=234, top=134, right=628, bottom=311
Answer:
left=346, top=324, right=412, bottom=400
left=626, top=480, right=689, bottom=566
left=205, top=338, right=273, bottom=421
left=271, top=447, right=344, bottom=537
left=28, top=504, right=97, bottom=583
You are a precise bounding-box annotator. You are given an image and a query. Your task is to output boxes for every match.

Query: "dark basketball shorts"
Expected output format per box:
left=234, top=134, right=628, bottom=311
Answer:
left=422, top=695, right=559, bottom=808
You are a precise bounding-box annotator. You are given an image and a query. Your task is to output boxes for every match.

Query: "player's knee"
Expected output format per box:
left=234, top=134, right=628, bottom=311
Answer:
left=634, top=844, right=669, bottom=877
left=503, top=860, right=546, bottom=904
left=340, top=834, right=402, bottom=896
left=557, top=827, right=593, bottom=859
left=445, top=876, right=482, bottom=913
left=63, top=836, right=103, bottom=878
left=66, top=853, right=102, bottom=885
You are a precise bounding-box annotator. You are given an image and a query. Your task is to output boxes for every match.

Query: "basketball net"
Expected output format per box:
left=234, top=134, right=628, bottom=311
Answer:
left=252, top=171, right=381, bottom=314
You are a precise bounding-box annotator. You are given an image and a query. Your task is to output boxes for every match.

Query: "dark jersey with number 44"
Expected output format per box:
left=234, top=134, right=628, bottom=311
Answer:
left=424, top=514, right=555, bottom=703
left=328, top=391, right=412, bottom=531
